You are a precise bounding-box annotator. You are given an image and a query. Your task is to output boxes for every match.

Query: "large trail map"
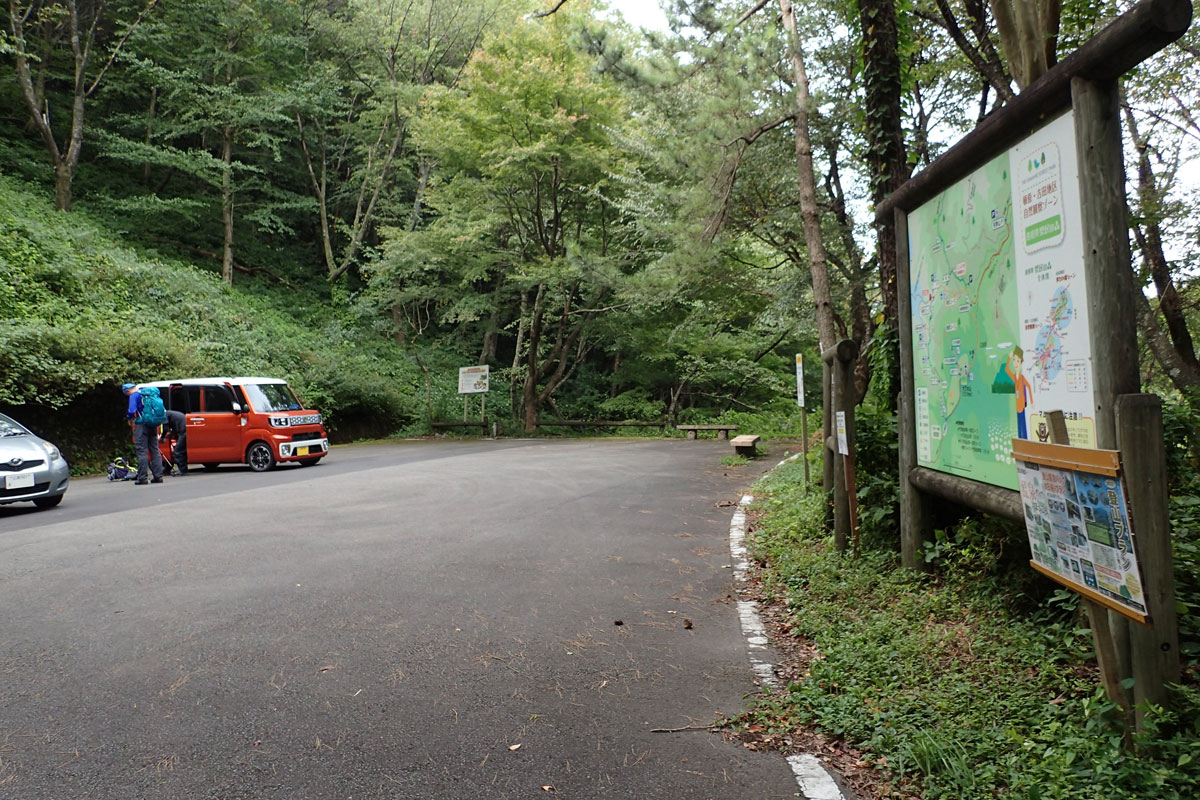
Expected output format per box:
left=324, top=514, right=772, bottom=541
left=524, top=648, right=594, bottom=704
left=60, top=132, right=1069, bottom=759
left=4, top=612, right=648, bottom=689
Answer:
left=910, top=154, right=1020, bottom=489
left=908, top=111, right=1095, bottom=491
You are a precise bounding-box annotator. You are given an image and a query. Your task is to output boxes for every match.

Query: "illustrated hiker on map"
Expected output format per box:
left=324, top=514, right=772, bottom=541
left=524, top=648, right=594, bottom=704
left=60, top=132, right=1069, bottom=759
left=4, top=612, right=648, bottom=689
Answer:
left=1004, top=347, right=1033, bottom=439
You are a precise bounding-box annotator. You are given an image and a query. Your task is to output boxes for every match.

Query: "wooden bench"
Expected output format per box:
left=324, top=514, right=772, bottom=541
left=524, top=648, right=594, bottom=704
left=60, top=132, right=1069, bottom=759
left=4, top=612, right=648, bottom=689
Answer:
left=731, top=434, right=760, bottom=457
left=432, top=420, right=491, bottom=434
left=676, top=424, right=739, bottom=440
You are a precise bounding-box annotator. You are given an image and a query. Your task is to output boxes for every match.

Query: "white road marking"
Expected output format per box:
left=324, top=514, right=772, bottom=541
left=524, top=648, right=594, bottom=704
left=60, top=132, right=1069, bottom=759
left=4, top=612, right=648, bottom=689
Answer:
left=729, top=493, right=849, bottom=800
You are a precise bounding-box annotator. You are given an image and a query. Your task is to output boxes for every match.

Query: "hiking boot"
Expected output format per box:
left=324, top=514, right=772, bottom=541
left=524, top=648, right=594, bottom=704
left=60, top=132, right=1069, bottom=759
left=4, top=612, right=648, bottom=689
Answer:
left=151, top=477, right=163, bottom=484
left=134, top=479, right=148, bottom=485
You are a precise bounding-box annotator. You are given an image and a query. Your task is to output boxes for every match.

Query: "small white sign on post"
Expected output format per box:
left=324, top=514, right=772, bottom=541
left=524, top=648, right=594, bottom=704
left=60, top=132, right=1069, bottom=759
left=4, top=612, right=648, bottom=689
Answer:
left=836, top=411, right=849, bottom=455
left=458, top=365, right=490, bottom=394
left=795, top=353, right=805, bottom=407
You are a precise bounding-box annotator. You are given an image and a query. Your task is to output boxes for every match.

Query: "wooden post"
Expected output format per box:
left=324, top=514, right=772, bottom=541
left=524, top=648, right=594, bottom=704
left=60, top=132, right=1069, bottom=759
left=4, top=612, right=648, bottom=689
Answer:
left=1085, top=598, right=1136, bottom=747
left=1074, top=75, right=1142, bottom=699
left=831, top=373, right=848, bottom=553
left=845, top=451, right=860, bottom=556
left=824, top=340, right=859, bottom=553
left=801, top=406, right=810, bottom=487
left=822, top=359, right=834, bottom=531
left=1116, top=394, right=1180, bottom=731
left=1044, top=409, right=1133, bottom=741
left=895, top=208, right=931, bottom=568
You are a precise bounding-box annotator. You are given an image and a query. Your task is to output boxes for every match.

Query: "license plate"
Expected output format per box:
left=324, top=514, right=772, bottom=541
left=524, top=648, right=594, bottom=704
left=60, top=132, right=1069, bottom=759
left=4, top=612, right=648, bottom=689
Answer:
left=5, top=473, right=35, bottom=490
left=296, top=446, right=309, bottom=456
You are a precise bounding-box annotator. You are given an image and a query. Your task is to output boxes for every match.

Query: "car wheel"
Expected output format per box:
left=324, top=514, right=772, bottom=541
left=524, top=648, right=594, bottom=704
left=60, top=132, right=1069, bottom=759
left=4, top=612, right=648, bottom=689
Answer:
left=299, top=457, right=322, bottom=467
left=246, top=441, right=276, bottom=472
left=33, top=495, right=63, bottom=509
left=202, top=463, right=220, bottom=471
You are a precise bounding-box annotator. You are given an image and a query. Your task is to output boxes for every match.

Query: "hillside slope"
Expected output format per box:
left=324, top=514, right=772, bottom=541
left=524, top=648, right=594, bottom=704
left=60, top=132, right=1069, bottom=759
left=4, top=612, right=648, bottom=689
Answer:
left=0, top=174, right=427, bottom=469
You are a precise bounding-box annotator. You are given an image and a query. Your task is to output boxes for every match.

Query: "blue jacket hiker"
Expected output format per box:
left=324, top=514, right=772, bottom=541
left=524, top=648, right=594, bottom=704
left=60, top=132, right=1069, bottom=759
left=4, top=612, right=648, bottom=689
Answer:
left=123, top=383, right=165, bottom=484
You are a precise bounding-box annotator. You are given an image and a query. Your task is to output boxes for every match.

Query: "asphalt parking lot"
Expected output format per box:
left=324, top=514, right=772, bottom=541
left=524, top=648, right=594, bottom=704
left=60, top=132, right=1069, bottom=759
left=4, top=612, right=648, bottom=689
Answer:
left=0, top=438, right=801, bottom=799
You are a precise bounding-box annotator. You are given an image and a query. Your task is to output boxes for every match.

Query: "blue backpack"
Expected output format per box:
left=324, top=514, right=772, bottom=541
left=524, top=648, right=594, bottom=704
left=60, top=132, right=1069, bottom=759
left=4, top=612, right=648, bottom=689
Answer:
left=138, top=386, right=167, bottom=426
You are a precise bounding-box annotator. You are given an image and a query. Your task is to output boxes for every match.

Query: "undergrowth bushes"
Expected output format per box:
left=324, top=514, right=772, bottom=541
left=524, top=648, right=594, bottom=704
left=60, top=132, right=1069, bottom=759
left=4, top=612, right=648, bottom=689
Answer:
left=0, top=175, right=426, bottom=467
left=746, top=459, right=1200, bottom=799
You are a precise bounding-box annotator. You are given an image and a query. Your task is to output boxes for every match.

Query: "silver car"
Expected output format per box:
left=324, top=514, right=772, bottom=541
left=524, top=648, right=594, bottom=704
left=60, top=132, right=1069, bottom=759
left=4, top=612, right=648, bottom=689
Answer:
left=0, top=413, right=70, bottom=509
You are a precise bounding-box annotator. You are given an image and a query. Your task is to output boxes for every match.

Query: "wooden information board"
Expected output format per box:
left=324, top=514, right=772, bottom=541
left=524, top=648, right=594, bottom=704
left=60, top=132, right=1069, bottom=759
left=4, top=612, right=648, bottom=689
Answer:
left=1012, top=439, right=1149, bottom=623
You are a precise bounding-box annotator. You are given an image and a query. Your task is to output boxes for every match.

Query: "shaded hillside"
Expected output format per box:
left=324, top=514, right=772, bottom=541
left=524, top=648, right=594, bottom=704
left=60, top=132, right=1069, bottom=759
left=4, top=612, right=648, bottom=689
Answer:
left=0, top=174, right=436, bottom=469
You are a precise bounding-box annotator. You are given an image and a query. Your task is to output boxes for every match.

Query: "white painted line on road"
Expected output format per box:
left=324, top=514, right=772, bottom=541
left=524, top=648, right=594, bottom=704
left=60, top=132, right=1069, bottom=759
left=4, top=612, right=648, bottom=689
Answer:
left=729, top=494, right=849, bottom=800
left=728, top=495, right=775, bottom=691
left=788, top=754, right=847, bottom=800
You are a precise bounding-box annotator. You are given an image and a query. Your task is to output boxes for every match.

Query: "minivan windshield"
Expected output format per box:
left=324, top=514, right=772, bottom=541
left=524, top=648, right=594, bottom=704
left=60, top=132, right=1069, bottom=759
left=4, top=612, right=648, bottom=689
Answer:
left=243, top=383, right=302, bottom=412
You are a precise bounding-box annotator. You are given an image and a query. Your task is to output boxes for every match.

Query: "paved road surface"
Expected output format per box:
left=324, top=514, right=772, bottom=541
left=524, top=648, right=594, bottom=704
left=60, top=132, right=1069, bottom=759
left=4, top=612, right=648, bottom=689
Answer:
left=0, top=439, right=799, bottom=799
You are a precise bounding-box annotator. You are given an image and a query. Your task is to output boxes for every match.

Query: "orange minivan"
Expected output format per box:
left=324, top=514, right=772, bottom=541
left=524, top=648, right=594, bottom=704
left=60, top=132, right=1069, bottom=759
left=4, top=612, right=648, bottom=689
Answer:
left=138, top=377, right=329, bottom=472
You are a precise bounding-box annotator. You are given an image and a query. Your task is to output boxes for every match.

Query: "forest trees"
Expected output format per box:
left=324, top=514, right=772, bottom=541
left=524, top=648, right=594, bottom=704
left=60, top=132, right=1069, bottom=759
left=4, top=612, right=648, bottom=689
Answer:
left=369, top=12, right=646, bottom=431
left=292, top=0, right=510, bottom=286
left=5, top=0, right=160, bottom=210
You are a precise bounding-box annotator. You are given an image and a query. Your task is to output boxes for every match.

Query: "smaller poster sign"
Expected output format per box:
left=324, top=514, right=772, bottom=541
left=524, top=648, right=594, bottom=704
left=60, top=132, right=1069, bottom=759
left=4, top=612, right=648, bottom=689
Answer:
left=1012, top=439, right=1148, bottom=623
left=458, top=365, right=490, bottom=394
left=835, top=412, right=849, bottom=455
left=795, top=354, right=806, bottom=408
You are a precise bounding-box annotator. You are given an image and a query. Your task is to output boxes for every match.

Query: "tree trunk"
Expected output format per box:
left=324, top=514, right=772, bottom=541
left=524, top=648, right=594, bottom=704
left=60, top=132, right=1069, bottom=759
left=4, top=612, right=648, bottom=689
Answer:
left=778, top=0, right=837, bottom=354
left=1122, top=106, right=1200, bottom=378
left=859, top=0, right=908, bottom=325
left=221, top=123, right=235, bottom=285
left=144, top=86, right=158, bottom=185
left=8, top=0, right=158, bottom=211
left=511, top=290, right=529, bottom=424
left=522, top=284, right=547, bottom=434
left=990, top=0, right=1059, bottom=89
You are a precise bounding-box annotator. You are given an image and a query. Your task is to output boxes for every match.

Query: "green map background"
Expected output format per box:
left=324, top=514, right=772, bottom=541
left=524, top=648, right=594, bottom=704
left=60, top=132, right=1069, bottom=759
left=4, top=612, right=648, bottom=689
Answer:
left=909, top=152, right=1020, bottom=490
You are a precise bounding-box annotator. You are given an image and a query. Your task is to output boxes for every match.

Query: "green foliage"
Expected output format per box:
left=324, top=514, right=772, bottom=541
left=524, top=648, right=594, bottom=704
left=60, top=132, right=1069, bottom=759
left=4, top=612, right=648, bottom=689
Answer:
left=0, top=174, right=426, bottom=466
left=597, top=389, right=666, bottom=421
left=744, top=461, right=1200, bottom=799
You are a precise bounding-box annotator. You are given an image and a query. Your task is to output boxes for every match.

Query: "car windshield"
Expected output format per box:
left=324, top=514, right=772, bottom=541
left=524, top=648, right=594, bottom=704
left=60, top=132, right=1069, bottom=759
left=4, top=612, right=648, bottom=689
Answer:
left=0, top=414, right=30, bottom=437
left=243, top=383, right=302, bottom=412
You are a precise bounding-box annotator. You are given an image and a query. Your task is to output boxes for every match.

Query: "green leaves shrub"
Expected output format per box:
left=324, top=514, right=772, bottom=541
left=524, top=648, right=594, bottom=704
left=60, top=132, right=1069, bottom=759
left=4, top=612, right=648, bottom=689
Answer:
left=0, top=175, right=431, bottom=464
left=745, top=459, right=1200, bottom=799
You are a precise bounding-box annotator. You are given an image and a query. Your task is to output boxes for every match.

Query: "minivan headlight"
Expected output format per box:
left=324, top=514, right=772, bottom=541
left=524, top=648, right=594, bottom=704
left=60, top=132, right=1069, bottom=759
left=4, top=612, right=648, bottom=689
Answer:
left=269, top=416, right=291, bottom=427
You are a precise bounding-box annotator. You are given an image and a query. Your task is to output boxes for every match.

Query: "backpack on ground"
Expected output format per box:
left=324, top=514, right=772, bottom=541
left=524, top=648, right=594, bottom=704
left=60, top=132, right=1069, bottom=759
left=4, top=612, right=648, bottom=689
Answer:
left=137, top=386, right=167, bottom=426
left=107, top=457, right=136, bottom=481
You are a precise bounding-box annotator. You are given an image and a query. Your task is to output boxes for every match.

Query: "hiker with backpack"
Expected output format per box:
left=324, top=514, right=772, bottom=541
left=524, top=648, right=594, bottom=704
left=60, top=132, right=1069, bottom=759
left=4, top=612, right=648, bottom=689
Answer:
left=123, top=383, right=167, bottom=485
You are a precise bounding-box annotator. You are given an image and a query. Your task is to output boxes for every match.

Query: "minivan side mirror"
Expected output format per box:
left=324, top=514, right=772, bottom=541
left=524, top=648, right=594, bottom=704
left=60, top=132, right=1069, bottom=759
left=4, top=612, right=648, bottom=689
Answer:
left=231, top=402, right=243, bottom=413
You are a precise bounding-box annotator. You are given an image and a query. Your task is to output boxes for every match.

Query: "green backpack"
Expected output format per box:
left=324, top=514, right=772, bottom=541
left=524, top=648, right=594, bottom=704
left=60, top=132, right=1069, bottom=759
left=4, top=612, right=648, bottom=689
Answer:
left=138, top=386, right=168, bottom=426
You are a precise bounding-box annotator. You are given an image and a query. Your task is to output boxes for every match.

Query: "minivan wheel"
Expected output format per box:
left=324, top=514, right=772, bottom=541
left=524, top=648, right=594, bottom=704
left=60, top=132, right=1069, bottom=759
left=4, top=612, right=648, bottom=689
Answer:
left=33, top=495, right=63, bottom=509
left=246, top=441, right=276, bottom=472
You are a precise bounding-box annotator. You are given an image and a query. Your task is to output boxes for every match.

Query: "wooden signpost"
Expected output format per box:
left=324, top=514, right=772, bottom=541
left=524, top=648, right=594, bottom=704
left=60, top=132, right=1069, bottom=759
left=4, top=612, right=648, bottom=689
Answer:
left=796, top=353, right=810, bottom=487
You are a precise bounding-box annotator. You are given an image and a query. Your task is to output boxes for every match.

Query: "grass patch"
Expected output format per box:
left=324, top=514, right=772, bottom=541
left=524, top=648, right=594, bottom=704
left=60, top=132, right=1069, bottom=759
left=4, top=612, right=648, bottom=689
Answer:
left=739, top=458, right=1200, bottom=799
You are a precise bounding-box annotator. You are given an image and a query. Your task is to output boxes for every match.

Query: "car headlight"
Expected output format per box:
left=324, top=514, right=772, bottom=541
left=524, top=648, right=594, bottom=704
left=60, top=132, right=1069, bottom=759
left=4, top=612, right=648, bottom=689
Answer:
left=41, top=442, right=62, bottom=461
left=269, top=416, right=291, bottom=427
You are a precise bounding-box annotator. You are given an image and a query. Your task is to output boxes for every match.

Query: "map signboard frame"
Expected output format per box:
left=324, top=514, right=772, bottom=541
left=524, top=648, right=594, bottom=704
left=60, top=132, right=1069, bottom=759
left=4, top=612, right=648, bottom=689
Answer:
left=458, top=365, right=490, bottom=394
left=907, top=110, right=1096, bottom=491
left=1012, top=439, right=1149, bottom=624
